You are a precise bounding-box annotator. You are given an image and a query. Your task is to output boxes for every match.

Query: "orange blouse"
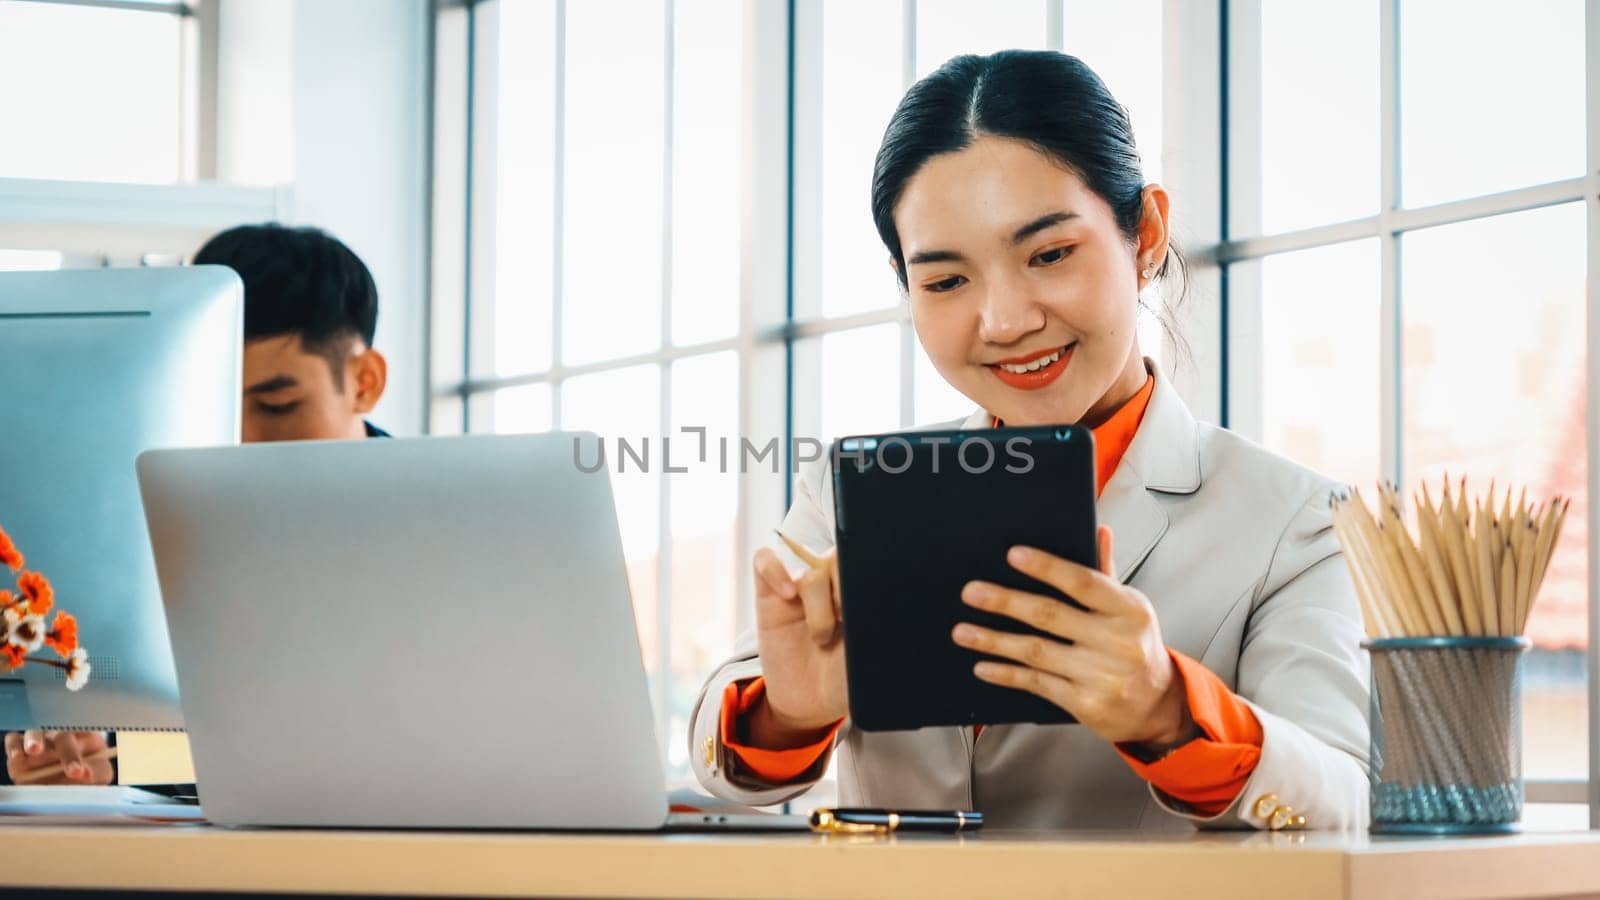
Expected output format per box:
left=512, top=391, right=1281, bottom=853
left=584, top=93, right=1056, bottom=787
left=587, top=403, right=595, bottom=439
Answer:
left=720, top=375, right=1262, bottom=816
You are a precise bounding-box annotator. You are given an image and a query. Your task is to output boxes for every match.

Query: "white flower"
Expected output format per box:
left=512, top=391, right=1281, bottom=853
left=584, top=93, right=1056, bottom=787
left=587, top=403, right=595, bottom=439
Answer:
left=1, top=606, right=17, bottom=627
left=63, top=648, right=90, bottom=691
left=8, top=614, right=46, bottom=653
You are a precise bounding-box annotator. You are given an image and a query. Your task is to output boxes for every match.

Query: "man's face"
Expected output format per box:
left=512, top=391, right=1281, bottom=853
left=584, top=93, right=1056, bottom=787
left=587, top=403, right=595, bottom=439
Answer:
left=241, top=334, right=383, bottom=443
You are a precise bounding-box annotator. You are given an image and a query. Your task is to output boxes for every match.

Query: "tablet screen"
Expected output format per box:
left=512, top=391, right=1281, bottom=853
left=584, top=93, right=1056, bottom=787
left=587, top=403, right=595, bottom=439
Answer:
left=832, top=426, right=1098, bottom=731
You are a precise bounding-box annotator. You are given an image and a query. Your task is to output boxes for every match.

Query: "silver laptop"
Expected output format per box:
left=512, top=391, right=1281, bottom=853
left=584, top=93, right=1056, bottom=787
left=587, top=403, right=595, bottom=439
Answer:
left=136, top=433, right=804, bottom=830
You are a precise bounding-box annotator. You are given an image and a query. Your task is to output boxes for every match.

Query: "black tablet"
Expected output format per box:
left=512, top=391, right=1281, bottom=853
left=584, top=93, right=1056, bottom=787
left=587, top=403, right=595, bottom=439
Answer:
left=831, top=425, right=1099, bottom=732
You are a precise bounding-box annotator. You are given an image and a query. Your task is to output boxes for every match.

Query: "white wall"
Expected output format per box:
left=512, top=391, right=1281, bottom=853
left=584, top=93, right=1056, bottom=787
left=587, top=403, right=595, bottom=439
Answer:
left=288, top=0, right=431, bottom=435
left=217, top=0, right=295, bottom=187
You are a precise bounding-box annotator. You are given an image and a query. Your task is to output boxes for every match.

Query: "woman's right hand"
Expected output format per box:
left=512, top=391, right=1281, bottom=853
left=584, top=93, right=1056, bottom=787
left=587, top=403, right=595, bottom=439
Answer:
left=746, top=545, right=848, bottom=748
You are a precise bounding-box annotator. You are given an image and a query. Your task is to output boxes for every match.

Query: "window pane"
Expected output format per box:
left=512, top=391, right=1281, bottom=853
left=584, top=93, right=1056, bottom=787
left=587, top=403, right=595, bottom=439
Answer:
left=487, top=0, right=557, bottom=376
left=1400, top=203, right=1587, bottom=778
left=817, top=0, right=905, bottom=319
left=1240, top=0, right=1379, bottom=235
left=0, top=2, right=183, bottom=183
left=1251, top=239, right=1382, bottom=490
left=914, top=0, right=1048, bottom=78
left=819, top=323, right=902, bottom=441
left=0, top=250, right=63, bottom=271
left=670, top=0, right=743, bottom=347
left=562, top=366, right=663, bottom=674
left=1400, top=0, right=1583, bottom=207
left=431, top=395, right=465, bottom=437
left=562, top=1, right=666, bottom=365
left=1136, top=301, right=1166, bottom=374
left=1062, top=0, right=1163, bottom=184
left=490, top=383, right=552, bottom=435
left=666, top=351, right=739, bottom=776
left=913, top=335, right=976, bottom=425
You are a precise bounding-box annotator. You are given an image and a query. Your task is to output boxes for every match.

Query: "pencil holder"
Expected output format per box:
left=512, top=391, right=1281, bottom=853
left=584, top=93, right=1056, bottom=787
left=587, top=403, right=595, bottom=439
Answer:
left=1366, top=636, right=1529, bottom=834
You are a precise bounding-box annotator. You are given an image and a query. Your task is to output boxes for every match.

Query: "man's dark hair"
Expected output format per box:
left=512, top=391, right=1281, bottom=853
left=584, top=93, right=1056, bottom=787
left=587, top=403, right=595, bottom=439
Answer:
left=194, top=223, right=379, bottom=382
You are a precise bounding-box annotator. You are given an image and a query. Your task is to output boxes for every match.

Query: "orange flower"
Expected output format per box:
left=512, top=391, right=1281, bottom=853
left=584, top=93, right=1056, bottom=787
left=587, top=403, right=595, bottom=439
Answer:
left=0, top=644, right=24, bottom=671
left=0, top=589, right=15, bottom=616
left=45, top=611, right=78, bottom=658
left=17, top=572, right=52, bottom=616
left=0, top=526, right=21, bottom=573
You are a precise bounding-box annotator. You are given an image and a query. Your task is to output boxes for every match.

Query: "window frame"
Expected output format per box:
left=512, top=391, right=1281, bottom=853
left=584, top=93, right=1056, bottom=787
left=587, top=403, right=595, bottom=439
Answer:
left=1209, top=0, right=1600, bottom=818
left=430, top=0, right=793, bottom=755
left=1, top=0, right=217, bottom=185
left=431, top=0, right=1600, bottom=819
left=0, top=0, right=283, bottom=264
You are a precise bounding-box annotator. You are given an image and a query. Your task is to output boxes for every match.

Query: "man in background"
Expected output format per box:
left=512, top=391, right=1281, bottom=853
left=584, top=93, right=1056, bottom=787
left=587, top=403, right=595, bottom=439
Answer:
left=4, top=223, right=391, bottom=786
left=203, top=222, right=391, bottom=443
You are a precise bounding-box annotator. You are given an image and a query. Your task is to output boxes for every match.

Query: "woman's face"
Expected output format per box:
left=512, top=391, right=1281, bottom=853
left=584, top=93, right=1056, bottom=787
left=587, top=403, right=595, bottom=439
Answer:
left=895, top=135, right=1163, bottom=427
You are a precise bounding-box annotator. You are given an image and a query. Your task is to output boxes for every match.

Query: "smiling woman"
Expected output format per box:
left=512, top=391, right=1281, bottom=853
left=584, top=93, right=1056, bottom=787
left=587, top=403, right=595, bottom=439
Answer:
left=874, top=53, right=1185, bottom=430
left=689, top=50, right=1371, bottom=832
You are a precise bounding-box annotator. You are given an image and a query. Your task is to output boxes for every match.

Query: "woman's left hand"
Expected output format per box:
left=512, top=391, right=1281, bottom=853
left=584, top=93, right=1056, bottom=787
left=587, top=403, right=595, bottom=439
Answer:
left=951, top=525, right=1199, bottom=751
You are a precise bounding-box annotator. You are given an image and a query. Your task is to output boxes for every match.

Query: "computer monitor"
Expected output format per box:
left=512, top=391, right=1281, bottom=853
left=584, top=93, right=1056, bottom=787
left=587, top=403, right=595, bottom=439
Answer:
left=0, top=266, right=241, bottom=731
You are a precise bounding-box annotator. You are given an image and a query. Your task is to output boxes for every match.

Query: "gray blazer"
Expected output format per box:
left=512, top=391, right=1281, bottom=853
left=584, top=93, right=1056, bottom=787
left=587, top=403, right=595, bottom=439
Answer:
left=689, top=362, right=1371, bottom=830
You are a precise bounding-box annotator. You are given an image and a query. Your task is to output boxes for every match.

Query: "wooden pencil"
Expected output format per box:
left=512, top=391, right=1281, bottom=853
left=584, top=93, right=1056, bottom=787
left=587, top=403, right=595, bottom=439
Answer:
left=1523, top=499, right=1568, bottom=634
left=1336, top=497, right=1407, bottom=638
left=1525, top=500, right=1556, bottom=633
left=1458, top=480, right=1488, bottom=631
left=1337, top=478, right=1568, bottom=641
left=774, top=529, right=827, bottom=570
left=1439, top=482, right=1484, bottom=636
left=1496, top=550, right=1516, bottom=638
left=1416, top=485, right=1466, bottom=636
left=1382, top=484, right=1447, bottom=635
left=1495, top=487, right=1512, bottom=597
left=1352, top=489, right=1426, bottom=636
left=1513, top=506, right=1537, bottom=637
left=1333, top=505, right=1389, bottom=639
left=1473, top=496, right=1500, bottom=637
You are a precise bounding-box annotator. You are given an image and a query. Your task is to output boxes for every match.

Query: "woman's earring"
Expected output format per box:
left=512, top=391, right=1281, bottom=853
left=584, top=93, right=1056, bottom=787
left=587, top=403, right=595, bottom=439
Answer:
left=1140, top=264, right=1155, bottom=279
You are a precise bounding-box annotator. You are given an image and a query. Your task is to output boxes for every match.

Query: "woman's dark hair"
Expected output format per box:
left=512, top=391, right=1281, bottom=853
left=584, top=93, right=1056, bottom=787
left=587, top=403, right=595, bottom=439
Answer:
left=870, top=50, right=1188, bottom=352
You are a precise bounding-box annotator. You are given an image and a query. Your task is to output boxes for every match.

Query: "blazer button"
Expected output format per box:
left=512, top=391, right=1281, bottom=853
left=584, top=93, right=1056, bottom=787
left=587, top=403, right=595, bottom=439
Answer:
left=1252, top=793, right=1281, bottom=819
left=1268, top=805, right=1294, bottom=831
left=1266, top=803, right=1308, bottom=831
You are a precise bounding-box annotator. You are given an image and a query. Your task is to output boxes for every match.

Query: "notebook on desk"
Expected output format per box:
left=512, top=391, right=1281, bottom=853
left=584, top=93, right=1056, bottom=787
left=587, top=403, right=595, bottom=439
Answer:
left=0, top=786, right=206, bottom=824
left=136, top=433, right=808, bottom=832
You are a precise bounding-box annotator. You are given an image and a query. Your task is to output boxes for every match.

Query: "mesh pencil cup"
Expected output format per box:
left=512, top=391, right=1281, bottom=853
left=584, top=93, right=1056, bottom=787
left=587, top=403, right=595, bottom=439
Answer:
left=1365, top=636, right=1530, bottom=834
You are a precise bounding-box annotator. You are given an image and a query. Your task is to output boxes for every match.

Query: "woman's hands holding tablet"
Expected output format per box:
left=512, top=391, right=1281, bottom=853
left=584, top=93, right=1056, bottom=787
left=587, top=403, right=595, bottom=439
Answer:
left=745, top=545, right=849, bottom=749
left=951, top=526, right=1201, bottom=752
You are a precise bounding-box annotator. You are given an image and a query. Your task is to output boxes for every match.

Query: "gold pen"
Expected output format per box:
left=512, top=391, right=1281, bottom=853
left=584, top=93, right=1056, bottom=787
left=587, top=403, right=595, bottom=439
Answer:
left=810, top=807, right=983, bottom=834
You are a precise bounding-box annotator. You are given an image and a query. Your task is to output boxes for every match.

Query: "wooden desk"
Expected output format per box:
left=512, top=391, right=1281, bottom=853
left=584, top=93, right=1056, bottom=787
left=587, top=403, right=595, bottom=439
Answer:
left=0, top=823, right=1597, bottom=899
